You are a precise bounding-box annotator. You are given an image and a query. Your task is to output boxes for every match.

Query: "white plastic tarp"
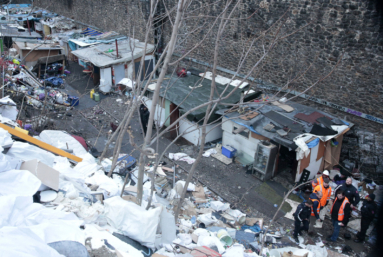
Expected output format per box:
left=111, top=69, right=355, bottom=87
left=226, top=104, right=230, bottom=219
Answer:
left=0, top=127, right=13, bottom=146
left=0, top=226, right=65, bottom=257
left=0, top=169, right=41, bottom=196
left=104, top=196, right=162, bottom=249
left=39, top=130, right=88, bottom=157
left=6, top=141, right=55, bottom=167
left=0, top=96, right=18, bottom=121
left=84, top=224, right=144, bottom=257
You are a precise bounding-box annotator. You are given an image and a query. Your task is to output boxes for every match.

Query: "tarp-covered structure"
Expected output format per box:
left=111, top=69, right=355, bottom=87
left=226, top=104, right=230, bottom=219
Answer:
left=145, top=74, right=260, bottom=123
left=71, top=39, right=154, bottom=68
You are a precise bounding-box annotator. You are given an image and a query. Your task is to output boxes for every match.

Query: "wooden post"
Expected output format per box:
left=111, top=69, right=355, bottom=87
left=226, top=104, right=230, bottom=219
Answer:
left=62, top=59, right=65, bottom=74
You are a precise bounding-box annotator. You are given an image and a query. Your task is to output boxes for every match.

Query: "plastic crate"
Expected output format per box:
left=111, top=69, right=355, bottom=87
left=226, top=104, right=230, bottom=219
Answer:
left=222, top=145, right=237, bottom=158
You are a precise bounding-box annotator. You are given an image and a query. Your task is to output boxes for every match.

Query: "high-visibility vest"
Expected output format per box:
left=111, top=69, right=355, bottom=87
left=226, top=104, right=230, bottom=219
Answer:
left=314, top=184, right=332, bottom=206
left=331, top=197, right=350, bottom=221
left=310, top=198, right=320, bottom=217
left=312, top=176, right=324, bottom=187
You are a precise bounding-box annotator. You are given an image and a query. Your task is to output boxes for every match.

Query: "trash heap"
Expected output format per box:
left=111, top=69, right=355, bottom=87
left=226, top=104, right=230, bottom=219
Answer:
left=1, top=57, right=76, bottom=110
left=1, top=95, right=376, bottom=257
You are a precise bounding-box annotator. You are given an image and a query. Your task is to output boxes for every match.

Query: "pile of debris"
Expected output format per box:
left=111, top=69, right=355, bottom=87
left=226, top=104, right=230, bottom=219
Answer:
left=2, top=57, right=76, bottom=110
left=1, top=94, right=378, bottom=257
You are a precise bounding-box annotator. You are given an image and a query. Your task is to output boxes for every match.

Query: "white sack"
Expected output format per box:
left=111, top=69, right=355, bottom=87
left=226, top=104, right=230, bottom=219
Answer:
left=84, top=224, right=144, bottom=257
left=197, top=213, right=217, bottom=226
left=197, top=234, right=225, bottom=254
left=0, top=152, right=13, bottom=173
left=0, top=226, right=64, bottom=257
left=203, top=149, right=217, bottom=157
left=223, top=243, right=246, bottom=257
left=0, top=127, right=13, bottom=146
left=27, top=219, right=84, bottom=244
left=104, top=196, right=162, bottom=249
left=176, top=180, right=195, bottom=192
left=305, top=245, right=328, bottom=257
left=0, top=96, right=18, bottom=121
left=0, top=169, right=41, bottom=196
left=225, top=209, right=246, bottom=222
left=0, top=195, right=32, bottom=228
left=6, top=141, right=55, bottom=167
left=210, top=201, right=230, bottom=212
left=39, top=130, right=88, bottom=157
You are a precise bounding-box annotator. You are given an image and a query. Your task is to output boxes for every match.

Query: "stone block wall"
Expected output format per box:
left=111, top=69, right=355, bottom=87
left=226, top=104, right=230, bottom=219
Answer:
left=33, top=0, right=383, bottom=175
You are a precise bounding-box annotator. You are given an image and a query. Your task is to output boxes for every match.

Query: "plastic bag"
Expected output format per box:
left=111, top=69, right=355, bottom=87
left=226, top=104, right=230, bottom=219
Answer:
left=104, top=196, right=162, bottom=249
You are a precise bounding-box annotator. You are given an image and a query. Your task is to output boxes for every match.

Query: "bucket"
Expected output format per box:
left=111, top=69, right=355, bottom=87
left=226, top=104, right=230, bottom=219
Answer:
left=217, top=229, right=233, bottom=246
left=93, top=93, right=100, bottom=102
left=238, top=215, right=246, bottom=225
left=90, top=89, right=94, bottom=99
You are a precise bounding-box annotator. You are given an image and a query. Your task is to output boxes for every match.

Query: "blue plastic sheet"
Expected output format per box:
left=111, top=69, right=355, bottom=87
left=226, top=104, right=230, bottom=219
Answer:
left=307, top=138, right=319, bottom=149
left=45, top=77, right=63, bottom=86
left=241, top=224, right=261, bottom=233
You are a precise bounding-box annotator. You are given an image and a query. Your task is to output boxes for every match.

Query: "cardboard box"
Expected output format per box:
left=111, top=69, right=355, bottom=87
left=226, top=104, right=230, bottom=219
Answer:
left=20, top=159, right=59, bottom=191
left=122, top=195, right=137, bottom=203
left=358, top=181, right=376, bottom=195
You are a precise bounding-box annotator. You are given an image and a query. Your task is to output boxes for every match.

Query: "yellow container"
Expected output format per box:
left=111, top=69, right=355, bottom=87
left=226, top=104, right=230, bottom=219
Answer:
left=90, top=89, right=95, bottom=99
left=15, top=126, right=29, bottom=135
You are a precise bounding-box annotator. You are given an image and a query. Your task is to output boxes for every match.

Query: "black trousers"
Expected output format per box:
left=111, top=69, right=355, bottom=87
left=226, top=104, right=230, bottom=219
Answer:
left=294, top=217, right=309, bottom=237
left=357, top=216, right=372, bottom=241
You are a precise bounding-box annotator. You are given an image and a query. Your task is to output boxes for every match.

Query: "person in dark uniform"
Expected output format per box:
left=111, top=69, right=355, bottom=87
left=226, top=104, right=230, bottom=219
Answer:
left=335, top=177, right=360, bottom=208
left=354, top=194, right=377, bottom=243
left=293, top=200, right=313, bottom=243
left=139, top=103, right=150, bottom=135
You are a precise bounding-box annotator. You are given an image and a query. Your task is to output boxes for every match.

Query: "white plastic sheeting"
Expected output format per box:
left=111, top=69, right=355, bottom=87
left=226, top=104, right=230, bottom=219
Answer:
left=0, top=226, right=65, bottom=257
left=0, top=96, right=18, bottom=121
left=6, top=141, right=55, bottom=167
left=84, top=224, right=144, bottom=257
left=104, top=196, right=162, bottom=249
left=0, top=127, right=13, bottom=146
left=39, top=130, right=88, bottom=157
left=0, top=169, right=41, bottom=196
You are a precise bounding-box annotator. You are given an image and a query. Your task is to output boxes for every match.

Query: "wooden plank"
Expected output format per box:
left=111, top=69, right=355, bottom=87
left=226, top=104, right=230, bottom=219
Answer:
left=239, top=111, right=259, bottom=121
left=212, top=152, right=232, bottom=165
left=317, top=140, right=326, bottom=161
left=299, top=151, right=311, bottom=174
left=162, top=166, right=174, bottom=172
left=0, top=123, right=83, bottom=163
left=250, top=132, right=270, bottom=141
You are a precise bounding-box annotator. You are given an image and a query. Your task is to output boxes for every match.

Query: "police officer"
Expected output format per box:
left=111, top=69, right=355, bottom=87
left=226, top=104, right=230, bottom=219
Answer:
left=293, top=200, right=313, bottom=243
left=335, top=177, right=360, bottom=208
left=354, top=194, right=377, bottom=243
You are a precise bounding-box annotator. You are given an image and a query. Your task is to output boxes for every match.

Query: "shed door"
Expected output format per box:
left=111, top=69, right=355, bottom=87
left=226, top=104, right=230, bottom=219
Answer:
left=113, top=64, right=125, bottom=85
left=134, top=58, right=155, bottom=81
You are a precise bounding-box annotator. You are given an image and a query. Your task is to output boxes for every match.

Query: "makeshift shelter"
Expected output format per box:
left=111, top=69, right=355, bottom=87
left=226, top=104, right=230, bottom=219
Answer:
left=143, top=71, right=260, bottom=146
left=217, top=99, right=353, bottom=182
left=13, top=41, right=63, bottom=67
left=71, top=39, right=155, bottom=93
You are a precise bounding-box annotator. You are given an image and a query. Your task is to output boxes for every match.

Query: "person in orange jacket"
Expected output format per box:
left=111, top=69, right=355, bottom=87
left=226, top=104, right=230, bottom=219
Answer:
left=313, top=178, right=332, bottom=228
left=311, top=170, right=330, bottom=188
left=327, top=190, right=351, bottom=242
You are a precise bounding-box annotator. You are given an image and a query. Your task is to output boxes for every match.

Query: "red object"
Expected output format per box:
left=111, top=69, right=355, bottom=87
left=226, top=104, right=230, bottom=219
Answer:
left=177, top=68, right=187, bottom=77
left=71, top=135, right=88, bottom=151
left=16, top=120, right=23, bottom=127
left=190, top=246, right=221, bottom=257
left=115, top=39, right=119, bottom=58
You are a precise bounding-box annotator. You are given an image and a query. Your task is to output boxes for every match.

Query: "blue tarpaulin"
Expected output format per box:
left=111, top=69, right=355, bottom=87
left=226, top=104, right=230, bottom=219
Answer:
left=45, top=77, right=63, bottom=86
left=81, top=28, right=102, bottom=36
left=241, top=224, right=261, bottom=233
